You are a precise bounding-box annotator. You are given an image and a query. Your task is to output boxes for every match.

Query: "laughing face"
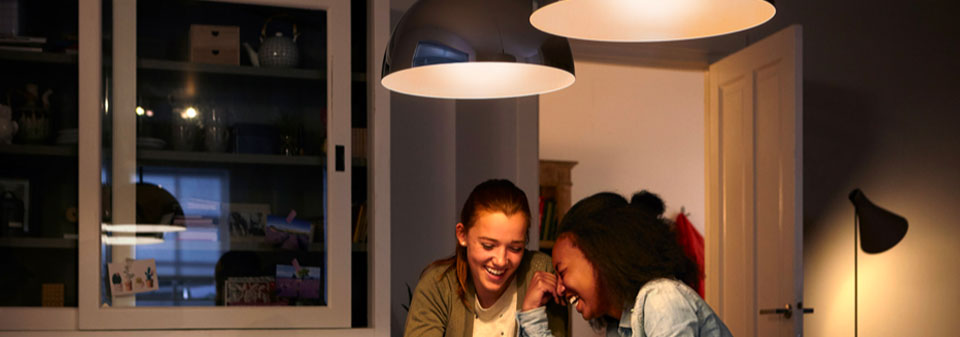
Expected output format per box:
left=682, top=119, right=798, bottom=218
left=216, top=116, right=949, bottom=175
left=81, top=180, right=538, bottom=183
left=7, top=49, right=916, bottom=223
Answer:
left=456, top=211, right=527, bottom=308
left=553, top=234, right=613, bottom=321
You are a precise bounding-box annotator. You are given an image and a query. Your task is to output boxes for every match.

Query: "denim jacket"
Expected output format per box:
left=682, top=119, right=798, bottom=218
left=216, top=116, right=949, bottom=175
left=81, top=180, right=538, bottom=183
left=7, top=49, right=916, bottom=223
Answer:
left=518, top=278, right=733, bottom=337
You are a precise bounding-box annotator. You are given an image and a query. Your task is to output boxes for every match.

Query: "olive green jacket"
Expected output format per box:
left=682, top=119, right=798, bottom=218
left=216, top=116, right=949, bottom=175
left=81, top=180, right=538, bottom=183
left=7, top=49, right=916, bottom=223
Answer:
left=404, top=250, right=568, bottom=337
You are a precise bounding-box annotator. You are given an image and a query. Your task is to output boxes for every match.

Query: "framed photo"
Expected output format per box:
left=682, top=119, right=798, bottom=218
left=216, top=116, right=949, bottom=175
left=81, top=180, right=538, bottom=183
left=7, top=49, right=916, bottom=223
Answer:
left=227, top=203, right=270, bottom=244
left=0, top=178, right=29, bottom=234
left=224, top=276, right=275, bottom=306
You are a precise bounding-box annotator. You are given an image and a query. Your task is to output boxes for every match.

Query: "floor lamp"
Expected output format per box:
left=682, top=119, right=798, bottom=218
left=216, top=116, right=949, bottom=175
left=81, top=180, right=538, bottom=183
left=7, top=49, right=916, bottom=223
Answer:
left=848, top=189, right=908, bottom=337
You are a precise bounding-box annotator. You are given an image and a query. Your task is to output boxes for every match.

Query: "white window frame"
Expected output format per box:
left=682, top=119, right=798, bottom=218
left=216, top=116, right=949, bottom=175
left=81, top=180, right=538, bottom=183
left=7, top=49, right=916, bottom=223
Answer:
left=78, top=0, right=353, bottom=330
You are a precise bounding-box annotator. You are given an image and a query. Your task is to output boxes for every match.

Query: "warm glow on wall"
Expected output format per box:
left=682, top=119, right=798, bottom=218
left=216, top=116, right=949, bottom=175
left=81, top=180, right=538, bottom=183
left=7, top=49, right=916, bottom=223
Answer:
left=530, top=0, right=776, bottom=42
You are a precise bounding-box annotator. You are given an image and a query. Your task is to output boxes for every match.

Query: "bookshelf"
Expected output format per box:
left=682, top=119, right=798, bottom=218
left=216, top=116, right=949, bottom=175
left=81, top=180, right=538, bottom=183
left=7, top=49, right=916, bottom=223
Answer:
left=538, top=160, right=576, bottom=252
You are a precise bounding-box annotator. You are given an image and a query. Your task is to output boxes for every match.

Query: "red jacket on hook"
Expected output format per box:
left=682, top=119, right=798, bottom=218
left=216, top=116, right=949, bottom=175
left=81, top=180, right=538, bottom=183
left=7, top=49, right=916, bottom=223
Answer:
left=674, top=212, right=705, bottom=298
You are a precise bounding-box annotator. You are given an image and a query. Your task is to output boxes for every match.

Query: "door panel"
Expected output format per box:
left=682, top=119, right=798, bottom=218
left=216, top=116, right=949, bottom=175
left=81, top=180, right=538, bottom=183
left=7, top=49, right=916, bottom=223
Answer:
left=719, top=78, right=755, bottom=337
left=706, top=25, right=803, bottom=337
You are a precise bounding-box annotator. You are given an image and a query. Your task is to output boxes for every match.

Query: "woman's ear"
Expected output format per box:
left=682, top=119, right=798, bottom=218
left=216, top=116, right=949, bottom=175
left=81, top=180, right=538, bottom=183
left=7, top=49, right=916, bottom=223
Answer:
left=455, top=223, right=467, bottom=246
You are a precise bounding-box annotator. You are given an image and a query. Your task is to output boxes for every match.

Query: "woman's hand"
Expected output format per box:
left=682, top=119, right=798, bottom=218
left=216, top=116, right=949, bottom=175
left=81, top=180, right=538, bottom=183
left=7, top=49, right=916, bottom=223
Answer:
left=522, top=271, right=562, bottom=311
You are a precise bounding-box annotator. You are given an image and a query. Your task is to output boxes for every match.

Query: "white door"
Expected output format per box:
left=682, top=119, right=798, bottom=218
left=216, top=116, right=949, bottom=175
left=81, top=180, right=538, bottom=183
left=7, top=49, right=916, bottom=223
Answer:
left=705, top=25, right=804, bottom=337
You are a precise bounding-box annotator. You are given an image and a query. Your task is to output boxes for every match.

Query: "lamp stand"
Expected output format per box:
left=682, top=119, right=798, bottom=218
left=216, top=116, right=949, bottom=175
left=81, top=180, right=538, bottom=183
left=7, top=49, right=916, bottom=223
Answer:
left=854, top=212, right=859, bottom=337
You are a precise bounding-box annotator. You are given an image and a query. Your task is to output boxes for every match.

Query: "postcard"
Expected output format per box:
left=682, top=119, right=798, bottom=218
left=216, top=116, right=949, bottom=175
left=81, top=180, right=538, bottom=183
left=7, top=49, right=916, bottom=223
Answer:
left=107, top=258, right=159, bottom=297
left=265, top=215, right=312, bottom=250
left=275, top=261, right=321, bottom=300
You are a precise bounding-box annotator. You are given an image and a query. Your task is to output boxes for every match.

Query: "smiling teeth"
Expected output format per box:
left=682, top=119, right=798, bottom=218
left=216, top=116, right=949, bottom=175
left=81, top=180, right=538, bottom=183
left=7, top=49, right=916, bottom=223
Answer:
left=486, top=267, right=505, bottom=276
left=568, top=296, right=579, bottom=305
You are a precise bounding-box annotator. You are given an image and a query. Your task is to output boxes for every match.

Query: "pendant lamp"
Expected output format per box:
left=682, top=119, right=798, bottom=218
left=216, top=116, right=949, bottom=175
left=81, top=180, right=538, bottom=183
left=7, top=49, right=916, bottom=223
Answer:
left=381, top=0, right=575, bottom=99
left=101, top=183, right=186, bottom=234
left=530, top=0, right=776, bottom=42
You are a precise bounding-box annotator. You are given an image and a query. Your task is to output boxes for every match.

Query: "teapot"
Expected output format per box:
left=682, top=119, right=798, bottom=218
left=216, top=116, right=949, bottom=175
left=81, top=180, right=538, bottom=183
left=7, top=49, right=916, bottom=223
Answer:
left=242, top=17, right=300, bottom=68
left=0, top=104, right=16, bottom=144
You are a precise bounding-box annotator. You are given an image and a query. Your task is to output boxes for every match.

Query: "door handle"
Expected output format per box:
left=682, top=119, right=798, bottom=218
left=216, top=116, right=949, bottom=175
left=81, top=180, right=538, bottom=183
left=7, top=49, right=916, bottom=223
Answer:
left=798, top=301, right=814, bottom=314
left=759, top=304, right=792, bottom=319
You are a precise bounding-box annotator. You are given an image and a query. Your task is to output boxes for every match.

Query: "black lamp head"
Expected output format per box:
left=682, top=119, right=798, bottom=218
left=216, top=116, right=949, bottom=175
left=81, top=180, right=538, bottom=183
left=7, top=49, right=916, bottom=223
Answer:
left=849, top=189, right=908, bottom=254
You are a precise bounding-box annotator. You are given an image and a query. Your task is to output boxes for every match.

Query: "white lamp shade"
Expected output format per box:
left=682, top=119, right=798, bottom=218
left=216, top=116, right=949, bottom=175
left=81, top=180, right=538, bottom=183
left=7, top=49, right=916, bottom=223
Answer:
left=382, top=62, right=575, bottom=99
left=530, top=0, right=776, bottom=42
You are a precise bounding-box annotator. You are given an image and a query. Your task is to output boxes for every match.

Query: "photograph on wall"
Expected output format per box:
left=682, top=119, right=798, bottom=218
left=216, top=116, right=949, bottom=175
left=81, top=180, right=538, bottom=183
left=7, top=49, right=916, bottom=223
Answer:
left=227, top=203, right=270, bottom=246
left=0, top=178, right=29, bottom=235
left=224, top=276, right=275, bottom=306
left=275, top=261, right=321, bottom=304
left=264, top=215, right=312, bottom=250
left=107, top=258, right=159, bottom=297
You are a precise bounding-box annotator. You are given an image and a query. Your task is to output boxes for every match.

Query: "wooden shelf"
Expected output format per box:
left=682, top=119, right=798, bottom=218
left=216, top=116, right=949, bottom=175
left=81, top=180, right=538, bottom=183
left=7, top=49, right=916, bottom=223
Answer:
left=0, top=51, right=367, bottom=81
left=0, top=144, right=77, bottom=157
left=139, top=58, right=325, bottom=80
left=138, top=150, right=367, bottom=167
left=0, top=145, right=366, bottom=167
left=139, top=150, right=325, bottom=166
left=0, top=50, right=77, bottom=64
left=138, top=58, right=366, bottom=82
left=0, top=237, right=78, bottom=249
left=228, top=241, right=367, bottom=252
left=538, top=160, right=577, bottom=252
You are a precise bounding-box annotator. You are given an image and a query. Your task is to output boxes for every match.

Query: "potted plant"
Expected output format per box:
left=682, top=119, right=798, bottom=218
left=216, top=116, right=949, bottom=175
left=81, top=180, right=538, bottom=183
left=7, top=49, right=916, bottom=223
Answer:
left=144, top=267, right=154, bottom=288
left=111, top=273, right=123, bottom=293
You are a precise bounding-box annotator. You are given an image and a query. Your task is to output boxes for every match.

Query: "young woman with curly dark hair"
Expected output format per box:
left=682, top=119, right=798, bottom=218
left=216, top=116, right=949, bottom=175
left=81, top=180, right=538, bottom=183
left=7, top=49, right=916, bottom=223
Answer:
left=518, top=191, right=731, bottom=337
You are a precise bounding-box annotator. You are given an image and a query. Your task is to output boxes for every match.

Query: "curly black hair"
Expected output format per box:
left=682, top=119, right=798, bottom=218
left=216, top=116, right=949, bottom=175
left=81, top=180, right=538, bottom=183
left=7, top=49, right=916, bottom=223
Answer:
left=557, top=191, right=698, bottom=320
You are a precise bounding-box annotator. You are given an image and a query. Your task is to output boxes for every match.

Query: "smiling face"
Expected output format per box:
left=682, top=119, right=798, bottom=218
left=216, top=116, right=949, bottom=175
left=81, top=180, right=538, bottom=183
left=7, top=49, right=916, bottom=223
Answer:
left=456, top=211, right=527, bottom=307
left=553, top=234, right=613, bottom=320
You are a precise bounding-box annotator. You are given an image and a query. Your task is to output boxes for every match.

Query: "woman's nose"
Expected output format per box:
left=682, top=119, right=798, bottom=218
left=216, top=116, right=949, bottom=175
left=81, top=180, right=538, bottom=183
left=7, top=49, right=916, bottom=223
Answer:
left=493, top=247, right=507, bottom=265
left=556, top=277, right=566, bottom=294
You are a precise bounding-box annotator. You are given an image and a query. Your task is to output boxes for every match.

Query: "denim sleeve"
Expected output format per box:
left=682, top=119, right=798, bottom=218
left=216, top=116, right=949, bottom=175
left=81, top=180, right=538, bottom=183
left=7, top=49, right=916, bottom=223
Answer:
left=633, top=283, right=699, bottom=337
left=517, top=306, right=556, bottom=337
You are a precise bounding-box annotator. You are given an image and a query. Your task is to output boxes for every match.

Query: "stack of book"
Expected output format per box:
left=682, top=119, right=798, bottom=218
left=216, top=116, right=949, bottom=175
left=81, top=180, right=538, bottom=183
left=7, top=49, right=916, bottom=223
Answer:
left=539, top=197, right=558, bottom=241
left=0, top=35, right=45, bottom=52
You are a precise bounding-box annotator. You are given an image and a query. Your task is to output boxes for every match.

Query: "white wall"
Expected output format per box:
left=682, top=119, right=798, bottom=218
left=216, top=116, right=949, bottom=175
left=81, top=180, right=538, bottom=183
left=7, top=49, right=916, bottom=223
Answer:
left=390, top=93, right=457, bottom=335
left=539, top=60, right=706, bottom=336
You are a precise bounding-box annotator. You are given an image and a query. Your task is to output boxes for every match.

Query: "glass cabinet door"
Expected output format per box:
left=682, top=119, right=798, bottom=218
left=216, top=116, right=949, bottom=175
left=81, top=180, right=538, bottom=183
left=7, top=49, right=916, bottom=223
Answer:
left=0, top=0, right=80, bottom=329
left=80, top=0, right=354, bottom=329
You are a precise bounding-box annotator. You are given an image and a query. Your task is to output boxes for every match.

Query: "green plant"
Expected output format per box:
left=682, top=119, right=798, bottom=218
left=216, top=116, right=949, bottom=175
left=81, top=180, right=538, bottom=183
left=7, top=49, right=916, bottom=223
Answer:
left=144, top=267, right=154, bottom=281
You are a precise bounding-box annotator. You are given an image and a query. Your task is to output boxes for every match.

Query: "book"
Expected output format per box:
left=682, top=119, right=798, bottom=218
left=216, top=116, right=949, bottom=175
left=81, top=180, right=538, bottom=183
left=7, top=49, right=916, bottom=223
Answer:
left=352, top=203, right=367, bottom=243
left=0, top=45, right=41, bottom=52
left=0, top=35, right=47, bottom=44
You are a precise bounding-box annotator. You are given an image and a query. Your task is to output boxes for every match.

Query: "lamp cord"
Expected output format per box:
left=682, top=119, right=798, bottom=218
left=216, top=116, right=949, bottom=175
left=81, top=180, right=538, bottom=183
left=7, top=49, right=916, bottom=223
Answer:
left=855, top=212, right=859, bottom=337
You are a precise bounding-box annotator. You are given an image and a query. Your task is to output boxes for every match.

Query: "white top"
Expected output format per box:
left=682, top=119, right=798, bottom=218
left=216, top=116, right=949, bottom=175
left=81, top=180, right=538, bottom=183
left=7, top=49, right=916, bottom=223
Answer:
left=473, top=278, right=518, bottom=337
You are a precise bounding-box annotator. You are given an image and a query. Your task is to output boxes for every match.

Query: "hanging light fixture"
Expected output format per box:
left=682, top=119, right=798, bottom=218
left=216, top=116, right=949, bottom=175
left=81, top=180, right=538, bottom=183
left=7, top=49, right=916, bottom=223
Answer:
left=530, top=0, right=776, bottom=43
left=101, top=183, right=186, bottom=234
left=381, top=0, right=575, bottom=99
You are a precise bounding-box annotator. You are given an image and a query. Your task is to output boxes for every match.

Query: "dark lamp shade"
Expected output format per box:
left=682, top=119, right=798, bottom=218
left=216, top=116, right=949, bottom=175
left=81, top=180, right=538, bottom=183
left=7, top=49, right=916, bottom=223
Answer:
left=381, top=0, right=575, bottom=99
left=101, top=183, right=186, bottom=234
left=530, top=0, right=775, bottom=42
left=849, top=189, right=908, bottom=254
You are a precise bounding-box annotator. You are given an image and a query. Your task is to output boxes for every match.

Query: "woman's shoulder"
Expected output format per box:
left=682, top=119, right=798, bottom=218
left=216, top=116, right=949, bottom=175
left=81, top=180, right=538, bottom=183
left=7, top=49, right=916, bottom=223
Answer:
left=634, top=278, right=702, bottom=317
left=419, top=262, right=458, bottom=286
left=525, top=250, right=554, bottom=273
left=638, top=279, right=699, bottom=301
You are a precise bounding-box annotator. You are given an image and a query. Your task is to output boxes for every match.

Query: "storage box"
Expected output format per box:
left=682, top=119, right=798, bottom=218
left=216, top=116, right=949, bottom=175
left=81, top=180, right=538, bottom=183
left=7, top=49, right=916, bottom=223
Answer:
left=189, top=24, right=240, bottom=65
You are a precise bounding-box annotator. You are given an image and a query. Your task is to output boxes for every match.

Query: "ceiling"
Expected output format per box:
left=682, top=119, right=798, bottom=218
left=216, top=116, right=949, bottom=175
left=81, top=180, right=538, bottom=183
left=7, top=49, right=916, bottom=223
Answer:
left=387, top=0, right=794, bottom=70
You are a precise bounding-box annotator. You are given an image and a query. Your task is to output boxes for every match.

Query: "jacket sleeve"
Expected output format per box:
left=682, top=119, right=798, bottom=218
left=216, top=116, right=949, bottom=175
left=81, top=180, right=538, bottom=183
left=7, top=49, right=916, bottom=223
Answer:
left=527, top=251, right=570, bottom=337
left=404, top=267, right=452, bottom=337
